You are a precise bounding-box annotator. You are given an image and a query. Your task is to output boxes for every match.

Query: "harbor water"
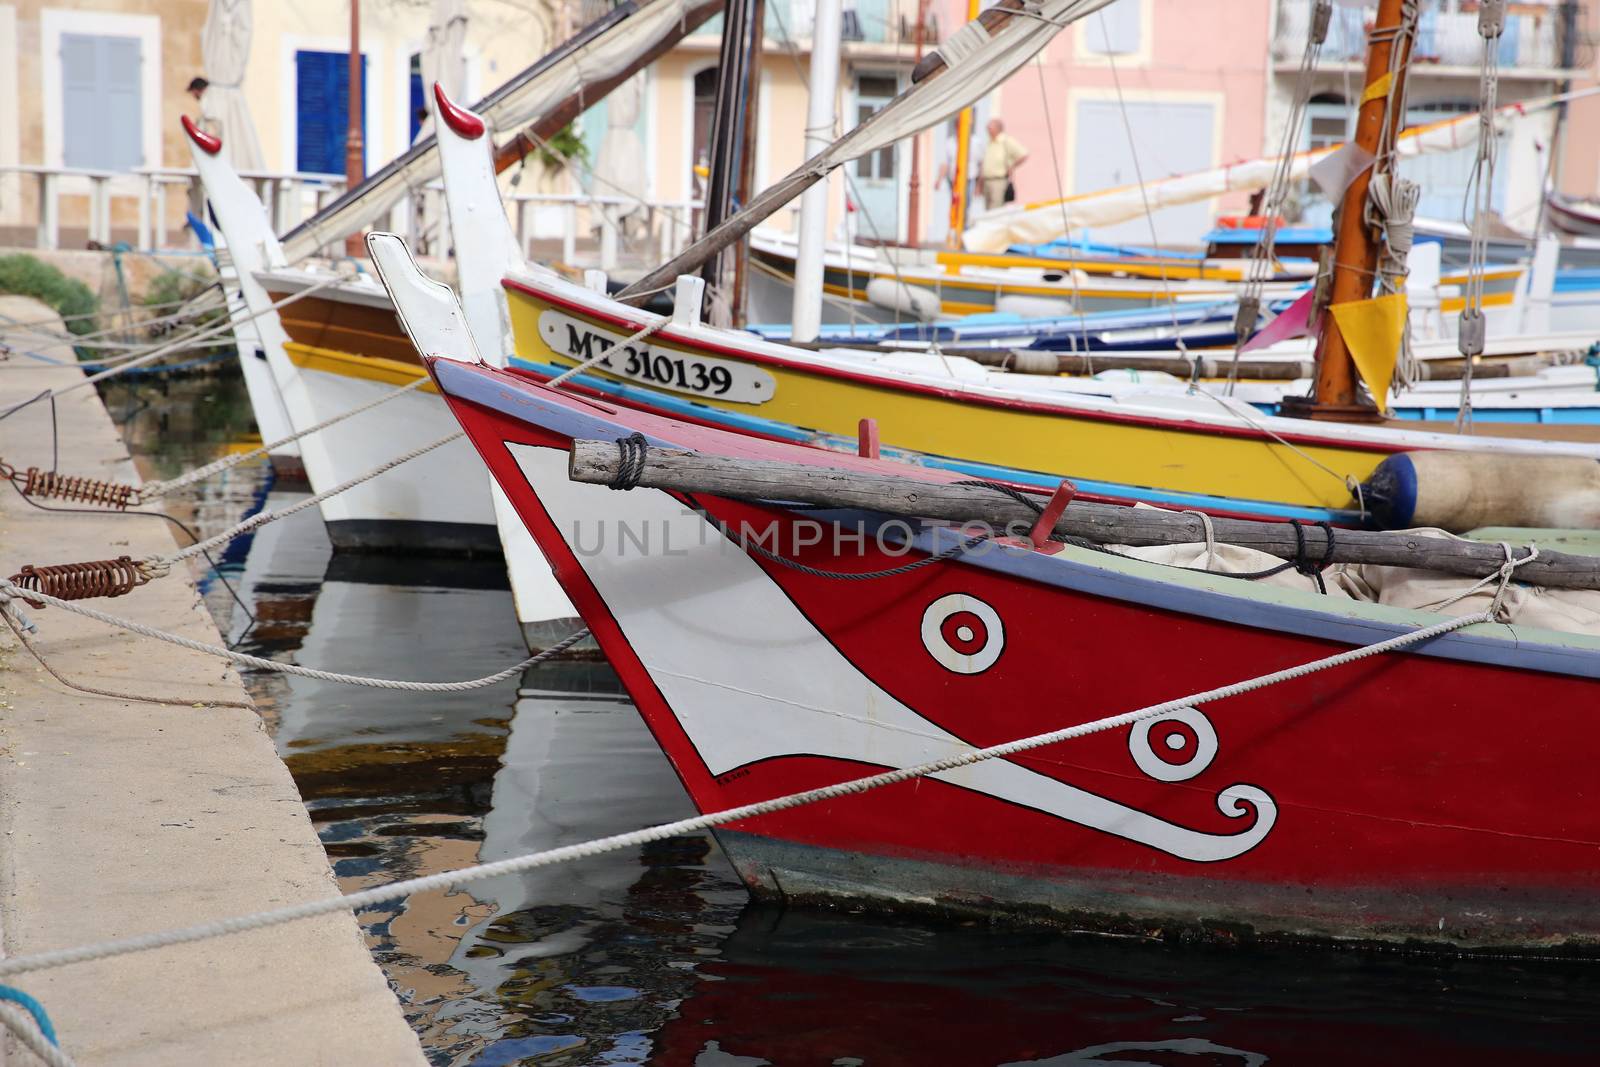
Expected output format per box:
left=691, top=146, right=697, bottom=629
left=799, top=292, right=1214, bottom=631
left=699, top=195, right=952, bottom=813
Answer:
left=103, top=366, right=1600, bottom=1066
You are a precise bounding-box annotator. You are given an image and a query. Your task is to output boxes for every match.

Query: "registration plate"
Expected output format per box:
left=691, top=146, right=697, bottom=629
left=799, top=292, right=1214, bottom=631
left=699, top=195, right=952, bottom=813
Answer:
left=538, top=310, right=775, bottom=405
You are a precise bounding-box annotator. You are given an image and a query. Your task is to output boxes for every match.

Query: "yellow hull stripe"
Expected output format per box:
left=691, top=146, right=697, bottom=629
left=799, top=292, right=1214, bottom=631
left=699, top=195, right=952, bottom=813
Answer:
left=507, top=289, right=1384, bottom=512
left=285, top=342, right=433, bottom=392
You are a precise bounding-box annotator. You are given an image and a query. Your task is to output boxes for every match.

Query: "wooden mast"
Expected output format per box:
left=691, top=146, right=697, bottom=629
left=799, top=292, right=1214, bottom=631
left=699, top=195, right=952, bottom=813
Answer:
left=906, top=0, right=930, bottom=247
left=700, top=0, right=756, bottom=325
left=1283, top=0, right=1414, bottom=422
left=945, top=0, right=983, bottom=247
left=730, top=0, right=767, bottom=326
left=344, top=0, right=364, bottom=258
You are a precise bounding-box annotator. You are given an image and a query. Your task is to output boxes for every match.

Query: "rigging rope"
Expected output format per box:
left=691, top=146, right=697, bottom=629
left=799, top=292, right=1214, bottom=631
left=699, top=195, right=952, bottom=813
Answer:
left=1227, top=0, right=1331, bottom=390
left=0, top=583, right=590, bottom=692
left=0, top=546, right=1536, bottom=982
left=1455, top=0, right=1505, bottom=432
left=0, top=277, right=346, bottom=423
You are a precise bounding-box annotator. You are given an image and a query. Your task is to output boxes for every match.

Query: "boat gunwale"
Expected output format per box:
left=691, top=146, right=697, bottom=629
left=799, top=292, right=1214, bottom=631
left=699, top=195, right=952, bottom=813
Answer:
left=502, top=270, right=1600, bottom=458
left=431, top=356, right=1600, bottom=682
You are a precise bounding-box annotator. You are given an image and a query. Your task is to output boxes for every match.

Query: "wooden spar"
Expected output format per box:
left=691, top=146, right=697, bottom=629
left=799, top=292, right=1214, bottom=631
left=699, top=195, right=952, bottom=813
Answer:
left=491, top=0, right=723, bottom=175
left=772, top=342, right=1571, bottom=382
left=1290, top=0, right=1417, bottom=421
left=730, top=0, right=767, bottom=326
left=700, top=0, right=756, bottom=325
left=567, top=440, right=1600, bottom=591
left=939, top=348, right=1569, bottom=381
left=616, top=0, right=1039, bottom=303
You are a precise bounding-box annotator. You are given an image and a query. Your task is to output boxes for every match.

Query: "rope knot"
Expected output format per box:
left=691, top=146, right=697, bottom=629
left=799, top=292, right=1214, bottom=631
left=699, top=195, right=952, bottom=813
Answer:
left=608, top=433, right=649, bottom=491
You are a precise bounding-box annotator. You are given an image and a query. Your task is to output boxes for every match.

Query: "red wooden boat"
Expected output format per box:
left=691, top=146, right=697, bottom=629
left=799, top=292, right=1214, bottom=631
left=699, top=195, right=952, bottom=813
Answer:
left=377, top=239, right=1600, bottom=951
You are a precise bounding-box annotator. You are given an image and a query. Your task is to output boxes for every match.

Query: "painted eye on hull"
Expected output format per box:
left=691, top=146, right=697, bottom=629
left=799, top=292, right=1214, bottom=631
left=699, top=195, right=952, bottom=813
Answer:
left=921, top=594, right=1004, bottom=674
left=1129, top=707, right=1219, bottom=783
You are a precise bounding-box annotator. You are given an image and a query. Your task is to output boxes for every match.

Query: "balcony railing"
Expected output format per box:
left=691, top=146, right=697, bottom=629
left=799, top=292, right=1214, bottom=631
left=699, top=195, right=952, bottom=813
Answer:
left=695, top=0, right=939, bottom=48
left=1274, top=0, right=1590, bottom=73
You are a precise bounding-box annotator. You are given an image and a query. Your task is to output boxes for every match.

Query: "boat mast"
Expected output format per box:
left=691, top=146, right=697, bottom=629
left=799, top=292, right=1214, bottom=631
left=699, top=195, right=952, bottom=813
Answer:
left=700, top=0, right=759, bottom=326
left=730, top=0, right=767, bottom=326
left=790, top=0, right=843, bottom=342
left=946, top=0, right=982, bottom=246
left=344, top=0, right=365, bottom=258
left=1285, top=0, right=1416, bottom=422
left=905, top=0, right=930, bottom=247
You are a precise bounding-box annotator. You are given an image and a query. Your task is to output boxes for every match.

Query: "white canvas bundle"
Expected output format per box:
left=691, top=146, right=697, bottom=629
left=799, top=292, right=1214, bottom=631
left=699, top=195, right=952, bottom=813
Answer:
left=960, top=87, right=1600, bottom=253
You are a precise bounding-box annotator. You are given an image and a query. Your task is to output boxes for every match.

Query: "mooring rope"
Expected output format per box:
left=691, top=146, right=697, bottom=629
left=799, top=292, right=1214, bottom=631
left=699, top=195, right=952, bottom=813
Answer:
left=139, top=375, right=434, bottom=501
left=0, top=582, right=588, bottom=692
left=0, top=548, right=1535, bottom=981
left=0, top=1003, right=73, bottom=1067
left=0, top=277, right=346, bottom=422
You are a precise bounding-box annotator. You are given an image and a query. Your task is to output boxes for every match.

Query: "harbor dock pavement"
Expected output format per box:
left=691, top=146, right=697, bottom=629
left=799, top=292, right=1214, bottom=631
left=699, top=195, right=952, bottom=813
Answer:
left=0, top=298, right=426, bottom=1065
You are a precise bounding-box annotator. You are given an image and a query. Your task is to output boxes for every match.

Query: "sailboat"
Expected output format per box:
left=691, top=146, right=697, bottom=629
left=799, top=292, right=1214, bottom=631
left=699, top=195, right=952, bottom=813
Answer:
left=374, top=231, right=1600, bottom=949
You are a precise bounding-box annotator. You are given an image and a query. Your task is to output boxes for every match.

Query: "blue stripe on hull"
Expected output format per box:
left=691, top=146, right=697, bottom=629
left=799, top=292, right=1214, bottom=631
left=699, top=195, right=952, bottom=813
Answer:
left=508, top=355, right=1358, bottom=524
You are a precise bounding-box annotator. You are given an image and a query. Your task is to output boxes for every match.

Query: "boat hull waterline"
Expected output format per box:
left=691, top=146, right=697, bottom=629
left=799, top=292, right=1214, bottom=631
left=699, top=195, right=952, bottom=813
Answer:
left=431, top=356, right=1600, bottom=950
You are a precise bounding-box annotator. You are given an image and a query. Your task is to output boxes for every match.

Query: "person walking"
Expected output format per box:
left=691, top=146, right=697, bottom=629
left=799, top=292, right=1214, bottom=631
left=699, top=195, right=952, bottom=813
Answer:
left=979, top=118, right=1028, bottom=211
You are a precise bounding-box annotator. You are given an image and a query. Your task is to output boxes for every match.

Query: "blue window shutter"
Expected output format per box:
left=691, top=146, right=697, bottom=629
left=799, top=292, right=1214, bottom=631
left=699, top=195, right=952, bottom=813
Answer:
left=103, top=37, right=143, bottom=168
left=296, top=50, right=366, bottom=175
left=62, top=33, right=142, bottom=170
left=409, top=66, right=424, bottom=144
left=61, top=34, right=101, bottom=169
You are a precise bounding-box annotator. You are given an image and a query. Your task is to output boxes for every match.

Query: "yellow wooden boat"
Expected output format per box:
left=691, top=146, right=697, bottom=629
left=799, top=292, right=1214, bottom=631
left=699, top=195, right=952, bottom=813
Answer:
left=502, top=267, right=1600, bottom=526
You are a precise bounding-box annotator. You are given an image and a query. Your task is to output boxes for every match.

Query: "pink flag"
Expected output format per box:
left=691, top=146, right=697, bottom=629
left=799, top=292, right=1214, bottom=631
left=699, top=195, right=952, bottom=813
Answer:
left=1240, top=288, right=1318, bottom=354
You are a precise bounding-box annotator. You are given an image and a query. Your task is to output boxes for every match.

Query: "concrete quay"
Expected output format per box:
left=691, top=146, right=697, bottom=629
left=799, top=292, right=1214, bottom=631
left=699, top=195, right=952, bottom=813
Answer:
left=0, top=298, right=425, bottom=1065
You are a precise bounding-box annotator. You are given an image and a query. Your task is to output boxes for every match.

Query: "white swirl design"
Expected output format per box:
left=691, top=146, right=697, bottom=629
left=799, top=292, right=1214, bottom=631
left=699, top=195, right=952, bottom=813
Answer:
left=920, top=594, right=1005, bottom=674
left=1128, top=707, right=1218, bottom=783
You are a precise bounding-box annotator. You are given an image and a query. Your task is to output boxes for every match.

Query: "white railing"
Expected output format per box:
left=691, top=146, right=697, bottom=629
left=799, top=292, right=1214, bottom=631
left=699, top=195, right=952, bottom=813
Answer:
left=1, top=163, right=706, bottom=272
left=0, top=163, right=344, bottom=251
left=1273, top=0, right=1587, bottom=73
left=507, top=192, right=704, bottom=270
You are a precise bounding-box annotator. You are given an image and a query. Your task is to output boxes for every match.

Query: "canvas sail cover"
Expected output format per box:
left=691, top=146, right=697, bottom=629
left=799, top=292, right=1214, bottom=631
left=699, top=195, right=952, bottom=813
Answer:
left=961, top=89, right=1600, bottom=253
left=201, top=0, right=266, bottom=171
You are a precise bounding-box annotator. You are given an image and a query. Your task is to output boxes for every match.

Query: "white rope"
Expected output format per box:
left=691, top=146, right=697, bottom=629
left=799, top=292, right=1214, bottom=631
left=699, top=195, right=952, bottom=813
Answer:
left=0, top=584, right=589, bottom=691
left=0, top=292, right=234, bottom=348
left=140, top=376, right=433, bottom=500
left=0, top=550, right=1538, bottom=981
left=147, top=430, right=465, bottom=568
left=0, top=278, right=346, bottom=417
left=0, top=1005, right=74, bottom=1067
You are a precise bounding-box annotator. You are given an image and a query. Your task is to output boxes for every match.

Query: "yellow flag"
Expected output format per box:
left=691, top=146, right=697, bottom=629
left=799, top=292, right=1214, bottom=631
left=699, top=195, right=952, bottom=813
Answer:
left=1330, top=293, right=1407, bottom=414
left=1360, top=72, right=1394, bottom=105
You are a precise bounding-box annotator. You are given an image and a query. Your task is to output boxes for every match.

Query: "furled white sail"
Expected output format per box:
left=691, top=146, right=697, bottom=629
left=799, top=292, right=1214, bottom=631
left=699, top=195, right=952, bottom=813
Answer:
left=962, top=87, right=1600, bottom=253
left=201, top=0, right=265, bottom=171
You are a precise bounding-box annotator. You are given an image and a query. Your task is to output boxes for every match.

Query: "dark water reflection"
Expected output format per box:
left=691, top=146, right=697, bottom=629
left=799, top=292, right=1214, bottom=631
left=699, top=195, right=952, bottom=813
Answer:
left=107, top=369, right=1600, bottom=1066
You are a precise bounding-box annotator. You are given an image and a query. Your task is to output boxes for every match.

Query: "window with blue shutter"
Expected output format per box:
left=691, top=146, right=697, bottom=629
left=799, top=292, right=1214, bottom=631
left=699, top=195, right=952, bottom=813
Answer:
left=295, top=50, right=367, bottom=176
left=409, top=54, right=425, bottom=145
left=61, top=33, right=143, bottom=170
